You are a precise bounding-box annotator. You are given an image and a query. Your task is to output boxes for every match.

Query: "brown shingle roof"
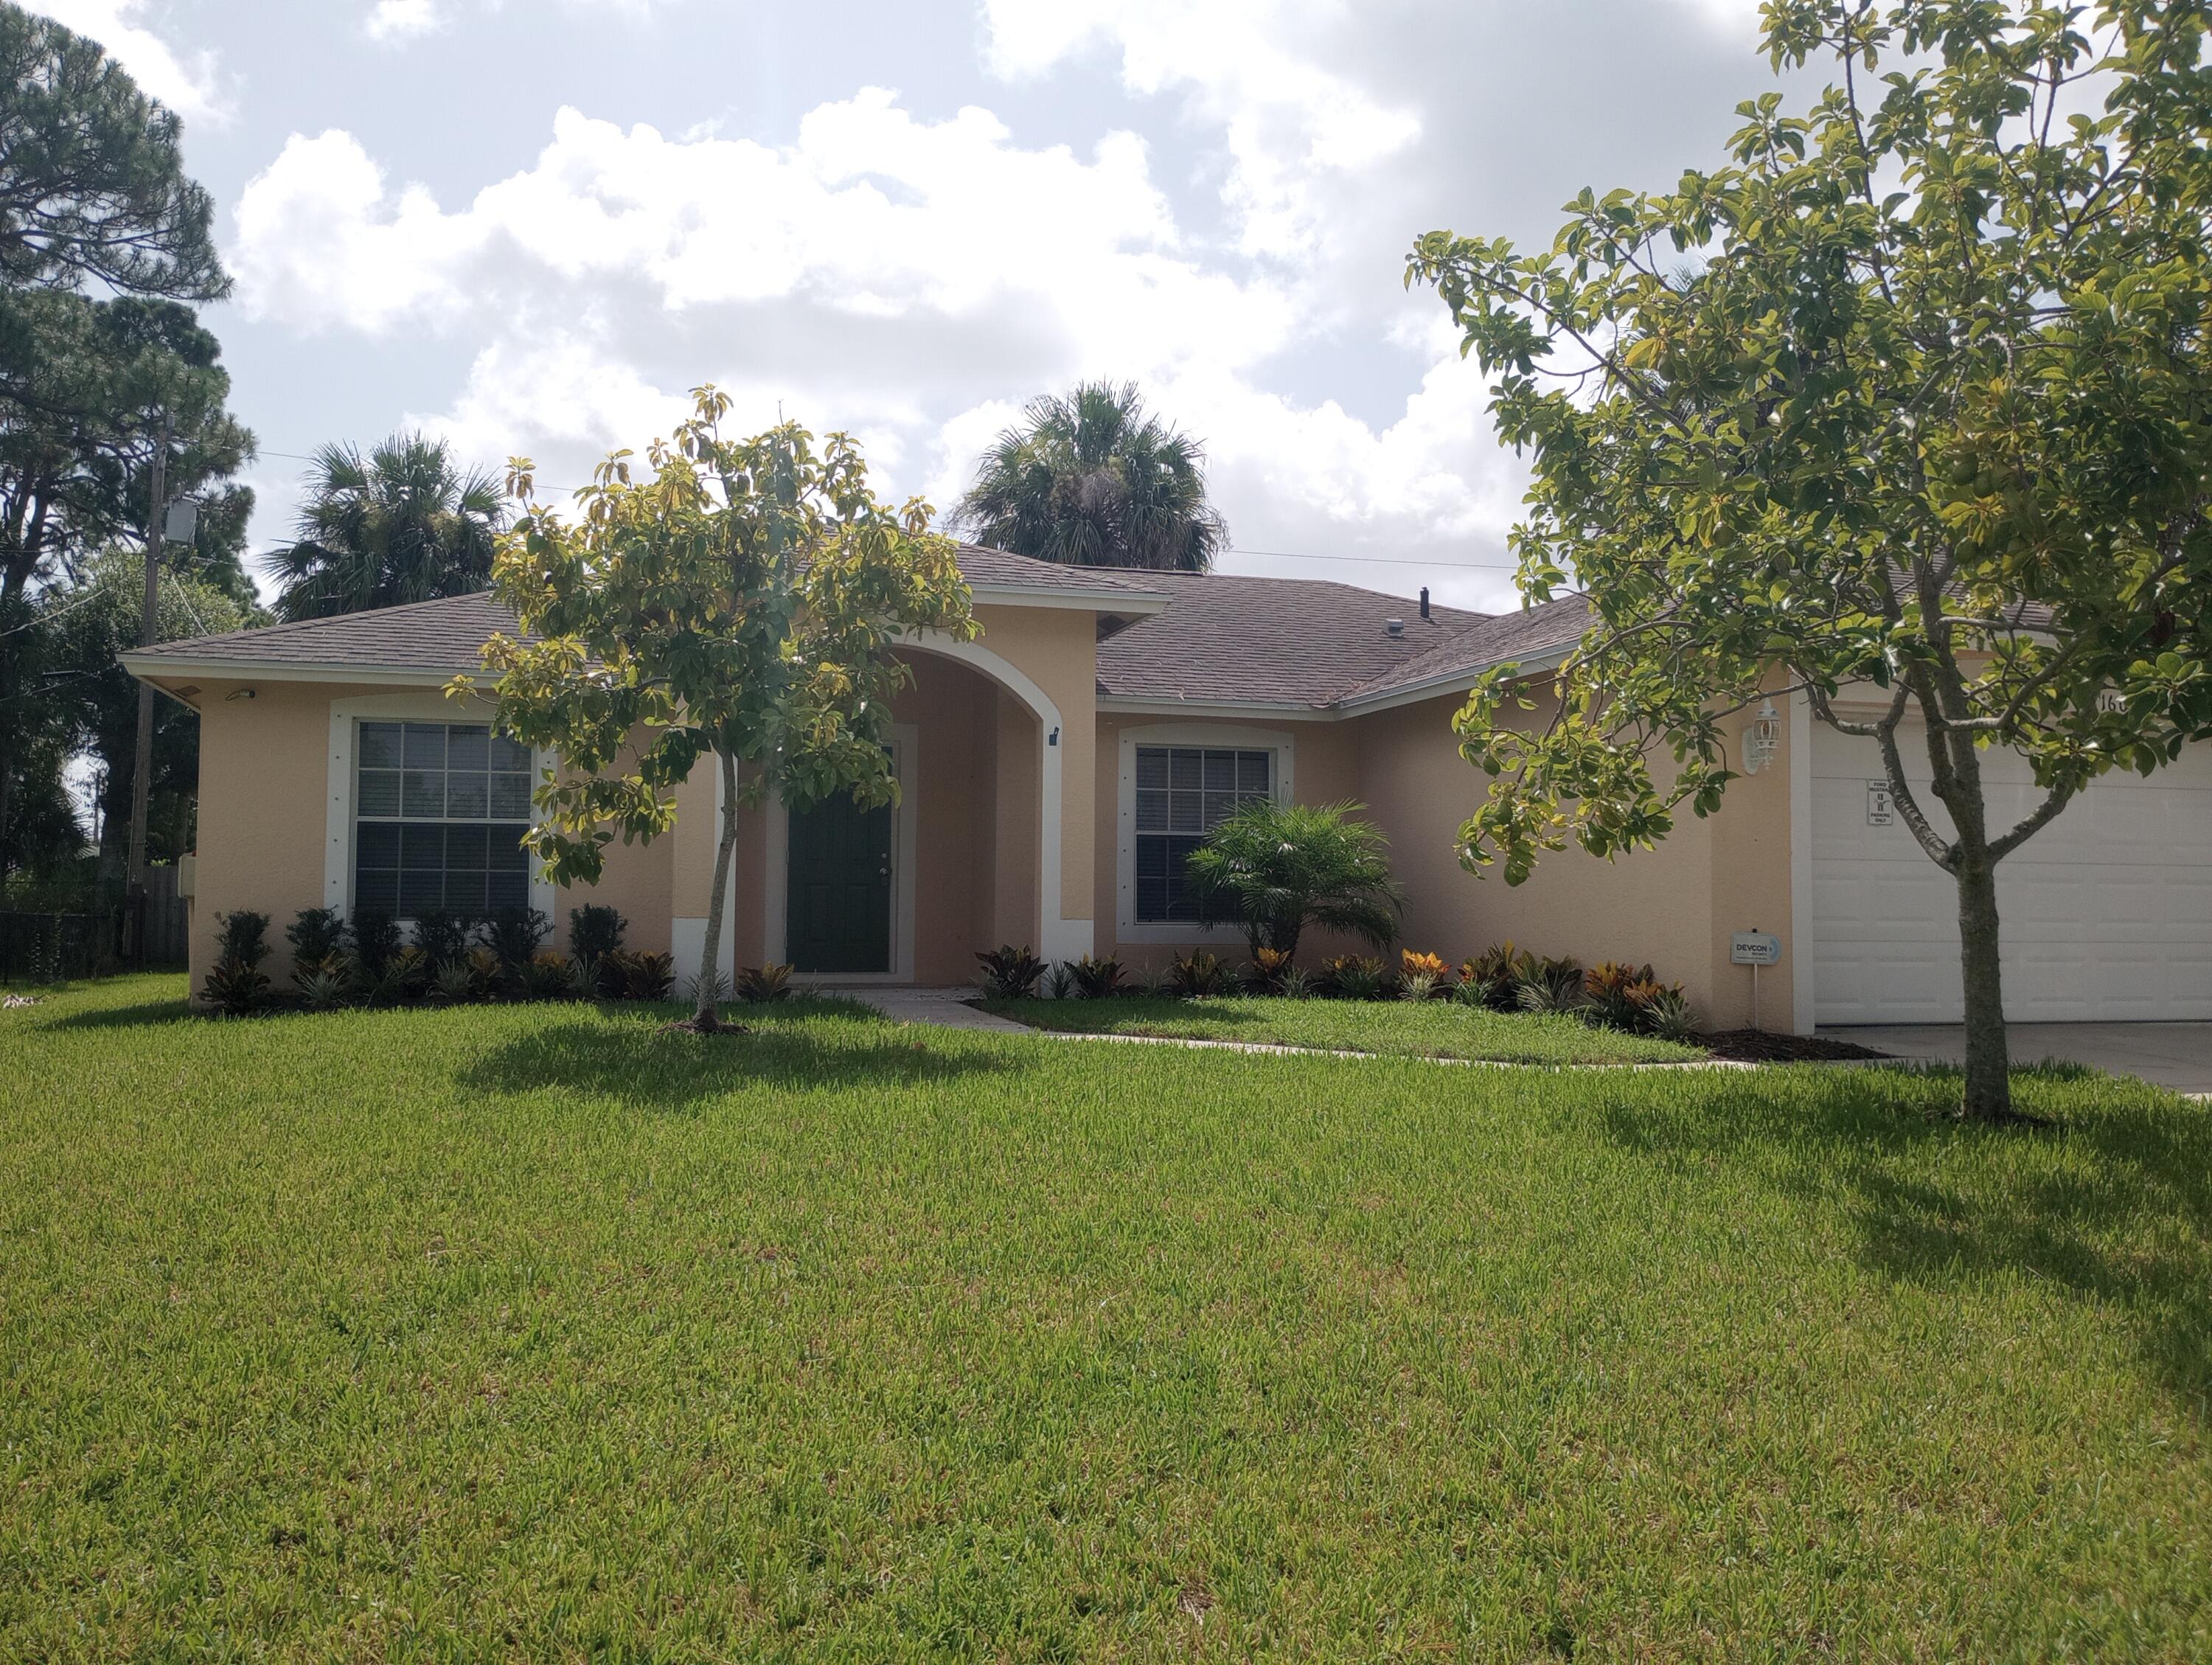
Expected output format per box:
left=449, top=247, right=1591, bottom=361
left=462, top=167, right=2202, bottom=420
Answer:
left=129, top=589, right=532, bottom=672
left=1095, top=571, right=1492, bottom=706
left=123, top=548, right=1590, bottom=711
left=1340, top=593, right=1590, bottom=703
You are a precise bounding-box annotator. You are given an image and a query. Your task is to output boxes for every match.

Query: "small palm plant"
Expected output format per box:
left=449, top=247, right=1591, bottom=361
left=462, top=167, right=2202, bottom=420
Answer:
left=1184, top=799, right=1403, bottom=964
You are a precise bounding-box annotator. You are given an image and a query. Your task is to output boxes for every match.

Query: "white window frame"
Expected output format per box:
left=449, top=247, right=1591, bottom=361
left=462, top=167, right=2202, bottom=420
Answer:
left=1114, top=722, right=1294, bottom=945
left=324, top=692, right=555, bottom=925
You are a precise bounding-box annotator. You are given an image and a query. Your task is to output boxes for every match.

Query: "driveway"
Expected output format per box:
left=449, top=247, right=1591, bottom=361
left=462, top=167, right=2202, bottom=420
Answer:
left=1820, top=1023, right=2212, bottom=1096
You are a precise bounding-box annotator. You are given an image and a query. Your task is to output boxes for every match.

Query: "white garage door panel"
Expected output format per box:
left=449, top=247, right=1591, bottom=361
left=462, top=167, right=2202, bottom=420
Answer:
left=1813, top=726, right=2212, bottom=1023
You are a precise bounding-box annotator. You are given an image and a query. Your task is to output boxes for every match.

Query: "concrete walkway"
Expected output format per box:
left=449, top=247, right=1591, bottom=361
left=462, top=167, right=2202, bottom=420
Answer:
left=1821, top=1022, right=2212, bottom=1096
left=824, top=985, right=1035, bottom=1033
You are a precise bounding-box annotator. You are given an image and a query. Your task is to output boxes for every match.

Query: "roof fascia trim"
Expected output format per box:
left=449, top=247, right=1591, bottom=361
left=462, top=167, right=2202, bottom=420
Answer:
left=971, top=583, right=1169, bottom=613
left=1096, top=695, right=1338, bottom=721
left=1335, top=645, right=1576, bottom=717
left=121, top=654, right=461, bottom=687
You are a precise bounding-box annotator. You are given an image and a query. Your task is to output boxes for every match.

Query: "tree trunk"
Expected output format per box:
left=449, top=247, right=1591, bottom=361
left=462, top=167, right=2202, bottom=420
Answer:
left=692, top=747, right=740, bottom=1030
left=1953, top=855, right=2011, bottom=1120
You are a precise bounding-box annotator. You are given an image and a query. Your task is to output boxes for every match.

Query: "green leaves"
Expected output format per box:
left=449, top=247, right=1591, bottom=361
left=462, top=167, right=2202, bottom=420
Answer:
left=1408, top=0, right=2212, bottom=896
left=464, top=392, right=978, bottom=889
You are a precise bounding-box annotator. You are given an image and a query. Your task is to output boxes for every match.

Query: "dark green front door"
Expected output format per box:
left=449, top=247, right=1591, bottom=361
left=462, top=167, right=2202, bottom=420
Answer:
left=786, top=792, right=894, bottom=973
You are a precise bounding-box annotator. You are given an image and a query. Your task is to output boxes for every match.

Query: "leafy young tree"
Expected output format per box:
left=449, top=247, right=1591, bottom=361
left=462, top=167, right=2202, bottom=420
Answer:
left=1186, top=799, right=1404, bottom=962
left=951, top=380, right=1228, bottom=571
left=0, top=4, right=227, bottom=300
left=263, top=433, right=504, bottom=622
left=1408, top=0, right=2212, bottom=1120
left=462, top=390, right=977, bottom=1030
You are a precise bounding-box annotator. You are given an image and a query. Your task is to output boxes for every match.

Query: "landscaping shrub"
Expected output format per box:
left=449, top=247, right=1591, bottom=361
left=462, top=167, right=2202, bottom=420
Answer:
left=1169, top=949, right=1233, bottom=998
left=285, top=908, right=349, bottom=969
left=1400, top=970, right=1441, bottom=1002
left=214, top=910, right=273, bottom=970
left=294, top=962, right=355, bottom=1012
left=736, top=963, right=795, bottom=1003
left=201, top=956, right=271, bottom=1017
left=1582, top=961, right=1654, bottom=1032
left=1324, top=955, right=1386, bottom=1001
left=603, top=950, right=675, bottom=1002
left=975, top=945, right=1047, bottom=999
left=1523, top=953, right=1585, bottom=1006
left=1043, top=962, right=1077, bottom=1001
left=203, top=911, right=274, bottom=1015
left=1135, top=963, right=1175, bottom=998
left=465, top=947, right=504, bottom=999
left=430, top=960, right=477, bottom=1004
left=1462, top=942, right=1534, bottom=1010
left=412, top=909, right=473, bottom=970
left=361, top=946, right=425, bottom=1007
left=518, top=950, right=584, bottom=1001
left=1183, top=799, right=1403, bottom=960
left=567, top=904, right=627, bottom=976
left=1068, top=955, right=1124, bottom=999
left=1245, top=945, right=1293, bottom=993
left=352, top=910, right=403, bottom=976
left=481, top=907, right=553, bottom=978
left=1276, top=964, right=1315, bottom=1000
left=684, top=965, right=731, bottom=1010
left=1517, top=979, right=1581, bottom=1016
left=1400, top=949, right=1449, bottom=992
left=1636, top=984, right=1697, bottom=1043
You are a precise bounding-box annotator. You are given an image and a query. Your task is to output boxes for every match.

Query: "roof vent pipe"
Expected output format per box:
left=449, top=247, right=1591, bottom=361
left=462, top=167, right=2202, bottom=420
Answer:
left=1385, top=617, right=1405, bottom=637
left=1419, top=586, right=1430, bottom=620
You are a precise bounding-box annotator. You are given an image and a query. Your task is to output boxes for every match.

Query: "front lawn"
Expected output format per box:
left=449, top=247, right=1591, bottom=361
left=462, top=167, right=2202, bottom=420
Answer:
left=982, top=992, right=1703, bottom=1064
left=3, top=975, right=2208, bottom=1659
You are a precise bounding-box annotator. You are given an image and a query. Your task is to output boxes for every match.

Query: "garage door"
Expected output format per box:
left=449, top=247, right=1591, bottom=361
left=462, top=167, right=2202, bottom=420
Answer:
left=1813, top=724, right=2212, bottom=1023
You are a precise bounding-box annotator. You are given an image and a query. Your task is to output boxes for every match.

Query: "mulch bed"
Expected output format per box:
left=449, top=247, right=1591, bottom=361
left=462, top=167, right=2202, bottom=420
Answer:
left=1700, top=1029, right=1889, bottom=1063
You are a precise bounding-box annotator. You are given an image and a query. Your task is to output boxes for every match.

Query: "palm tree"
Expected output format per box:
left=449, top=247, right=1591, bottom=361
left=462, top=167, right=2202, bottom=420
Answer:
left=1185, top=799, right=1404, bottom=963
left=950, top=381, right=1227, bottom=571
left=262, top=433, right=504, bottom=621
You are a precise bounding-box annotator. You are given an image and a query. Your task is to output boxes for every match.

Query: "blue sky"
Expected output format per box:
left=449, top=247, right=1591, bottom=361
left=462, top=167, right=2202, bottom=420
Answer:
left=33, top=0, right=1777, bottom=610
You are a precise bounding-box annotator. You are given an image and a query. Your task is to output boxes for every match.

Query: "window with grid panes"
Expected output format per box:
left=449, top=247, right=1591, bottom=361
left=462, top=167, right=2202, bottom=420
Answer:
left=1132, top=746, right=1272, bottom=922
left=353, top=722, right=533, bottom=917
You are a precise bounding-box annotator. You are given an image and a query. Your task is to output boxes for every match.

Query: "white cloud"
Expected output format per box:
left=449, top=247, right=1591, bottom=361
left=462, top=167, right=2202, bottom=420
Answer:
left=364, top=0, right=442, bottom=43
left=27, top=0, right=229, bottom=122
left=981, top=0, right=1419, bottom=260
left=232, top=82, right=1526, bottom=610
left=363, top=0, right=661, bottom=44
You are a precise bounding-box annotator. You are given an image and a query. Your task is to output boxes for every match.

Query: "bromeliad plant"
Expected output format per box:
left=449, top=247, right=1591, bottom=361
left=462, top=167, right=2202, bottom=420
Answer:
left=459, top=390, right=976, bottom=1033
left=1408, top=0, right=2212, bottom=1119
left=975, top=945, right=1048, bottom=999
left=1067, top=955, right=1126, bottom=999
left=1183, top=799, right=1404, bottom=963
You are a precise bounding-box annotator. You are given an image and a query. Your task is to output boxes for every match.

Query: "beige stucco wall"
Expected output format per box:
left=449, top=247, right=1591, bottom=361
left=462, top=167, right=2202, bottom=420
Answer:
left=1348, top=686, right=1797, bottom=1032
left=178, top=675, right=682, bottom=986
left=890, top=653, right=1001, bottom=984
left=182, top=677, right=338, bottom=987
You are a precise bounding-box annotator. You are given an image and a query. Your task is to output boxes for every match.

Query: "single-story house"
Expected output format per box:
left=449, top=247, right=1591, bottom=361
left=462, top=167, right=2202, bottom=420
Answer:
left=122, top=544, right=2212, bottom=1032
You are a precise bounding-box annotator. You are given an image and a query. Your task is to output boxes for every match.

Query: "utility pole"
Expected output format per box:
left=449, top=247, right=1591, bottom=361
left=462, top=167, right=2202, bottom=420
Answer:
left=125, top=411, right=170, bottom=957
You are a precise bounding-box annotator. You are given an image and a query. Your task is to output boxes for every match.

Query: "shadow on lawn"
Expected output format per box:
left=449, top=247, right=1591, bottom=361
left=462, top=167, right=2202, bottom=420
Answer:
left=461, top=1014, right=1017, bottom=1110
left=1601, top=1067, right=2212, bottom=1405
left=35, top=998, right=199, bottom=1031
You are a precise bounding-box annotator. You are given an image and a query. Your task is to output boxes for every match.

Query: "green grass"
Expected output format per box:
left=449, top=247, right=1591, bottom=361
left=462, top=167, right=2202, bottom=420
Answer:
left=2, top=974, right=2209, bottom=1660
left=982, top=992, right=1703, bottom=1064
